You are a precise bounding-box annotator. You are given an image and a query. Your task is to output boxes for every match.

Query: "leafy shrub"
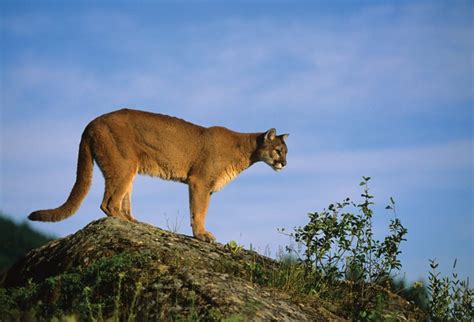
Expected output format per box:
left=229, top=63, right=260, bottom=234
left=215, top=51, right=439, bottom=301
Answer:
left=286, top=177, right=408, bottom=317
left=428, top=258, right=473, bottom=321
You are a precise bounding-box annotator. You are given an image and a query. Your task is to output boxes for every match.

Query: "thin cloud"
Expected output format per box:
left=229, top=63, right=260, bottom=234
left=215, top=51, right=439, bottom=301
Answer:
left=1, top=2, right=472, bottom=281
left=288, top=140, right=472, bottom=175
left=3, top=3, right=472, bottom=124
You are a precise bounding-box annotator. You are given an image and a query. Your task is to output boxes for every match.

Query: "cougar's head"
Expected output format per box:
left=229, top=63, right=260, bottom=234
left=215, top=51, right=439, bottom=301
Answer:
left=254, top=128, right=289, bottom=171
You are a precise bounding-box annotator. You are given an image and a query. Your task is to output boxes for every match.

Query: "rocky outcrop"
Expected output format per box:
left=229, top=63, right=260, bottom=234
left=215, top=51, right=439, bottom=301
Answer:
left=1, top=217, right=342, bottom=321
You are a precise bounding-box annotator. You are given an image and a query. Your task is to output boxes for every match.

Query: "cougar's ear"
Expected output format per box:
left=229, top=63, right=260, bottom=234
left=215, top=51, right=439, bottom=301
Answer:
left=280, top=133, right=289, bottom=141
left=264, top=128, right=277, bottom=142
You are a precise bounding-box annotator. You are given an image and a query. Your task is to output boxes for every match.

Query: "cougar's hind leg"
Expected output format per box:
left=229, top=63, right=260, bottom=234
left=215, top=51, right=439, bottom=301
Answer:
left=100, top=168, right=136, bottom=220
left=101, top=177, right=125, bottom=219
left=93, top=125, right=138, bottom=221
left=100, top=175, right=132, bottom=220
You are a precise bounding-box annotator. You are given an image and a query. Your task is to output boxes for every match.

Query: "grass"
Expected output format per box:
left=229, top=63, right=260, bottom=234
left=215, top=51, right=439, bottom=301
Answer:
left=0, top=249, right=245, bottom=321
left=1, top=252, right=157, bottom=321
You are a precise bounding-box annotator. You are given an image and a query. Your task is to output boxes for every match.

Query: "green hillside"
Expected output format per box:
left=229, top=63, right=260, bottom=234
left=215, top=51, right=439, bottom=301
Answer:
left=0, top=213, right=54, bottom=272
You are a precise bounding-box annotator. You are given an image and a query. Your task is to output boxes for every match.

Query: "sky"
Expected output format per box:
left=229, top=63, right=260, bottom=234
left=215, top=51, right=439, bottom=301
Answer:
left=0, top=1, right=472, bottom=283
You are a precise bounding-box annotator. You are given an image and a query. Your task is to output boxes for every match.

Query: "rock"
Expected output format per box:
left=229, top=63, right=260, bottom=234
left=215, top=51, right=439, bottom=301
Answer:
left=1, top=217, right=342, bottom=321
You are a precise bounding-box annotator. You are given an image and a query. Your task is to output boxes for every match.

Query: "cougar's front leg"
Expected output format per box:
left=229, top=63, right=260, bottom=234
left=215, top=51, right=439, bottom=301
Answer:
left=188, top=179, right=215, bottom=242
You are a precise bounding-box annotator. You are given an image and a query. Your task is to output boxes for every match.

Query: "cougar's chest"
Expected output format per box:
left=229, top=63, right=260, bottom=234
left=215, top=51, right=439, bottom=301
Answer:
left=212, top=165, right=242, bottom=192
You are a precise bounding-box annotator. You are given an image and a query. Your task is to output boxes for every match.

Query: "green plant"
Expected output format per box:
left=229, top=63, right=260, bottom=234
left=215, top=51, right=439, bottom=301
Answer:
left=286, top=177, right=408, bottom=316
left=358, top=293, right=399, bottom=321
left=113, top=272, right=125, bottom=322
left=247, top=256, right=266, bottom=285
left=428, top=258, right=473, bottom=321
left=225, top=240, right=243, bottom=255
left=127, top=281, right=143, bottom=322
left=83, top=286, right=97, bottom=322
left=0, top=252, right=154, bottom=321
left=164, top=212, right=184, bottom=234
left=389, top=278, right=429, bottom=312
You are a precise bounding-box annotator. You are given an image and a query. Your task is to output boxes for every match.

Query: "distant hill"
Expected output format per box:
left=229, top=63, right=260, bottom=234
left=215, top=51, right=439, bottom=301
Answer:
left=0, top=213, right=54, bottom=273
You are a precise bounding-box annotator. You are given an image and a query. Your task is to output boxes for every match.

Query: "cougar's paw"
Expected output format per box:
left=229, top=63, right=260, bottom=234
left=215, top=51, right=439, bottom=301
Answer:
left=194, top=231, right=216, bottom=243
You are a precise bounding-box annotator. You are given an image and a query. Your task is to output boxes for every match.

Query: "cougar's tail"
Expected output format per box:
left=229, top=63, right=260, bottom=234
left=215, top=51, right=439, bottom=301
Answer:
left=29, top=132, right=94, bottom=222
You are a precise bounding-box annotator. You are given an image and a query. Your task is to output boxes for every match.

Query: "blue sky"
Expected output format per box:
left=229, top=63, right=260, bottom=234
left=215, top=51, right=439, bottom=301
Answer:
left=1, top=1, right=472, bottom=282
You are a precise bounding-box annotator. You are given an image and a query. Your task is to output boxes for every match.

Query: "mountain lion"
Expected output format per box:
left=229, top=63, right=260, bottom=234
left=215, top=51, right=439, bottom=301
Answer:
left=29, top=108, right=289, bottom=242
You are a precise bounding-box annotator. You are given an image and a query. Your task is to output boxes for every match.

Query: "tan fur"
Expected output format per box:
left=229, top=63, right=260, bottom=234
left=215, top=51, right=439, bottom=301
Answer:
left=29, top=108, right=289, bottom=242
